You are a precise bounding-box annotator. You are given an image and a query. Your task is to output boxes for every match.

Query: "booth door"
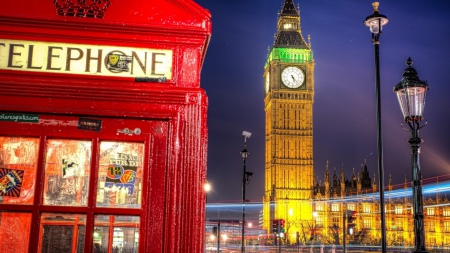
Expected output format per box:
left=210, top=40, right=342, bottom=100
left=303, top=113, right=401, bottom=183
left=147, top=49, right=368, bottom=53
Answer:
left=0, top=114, right=167, bottom=253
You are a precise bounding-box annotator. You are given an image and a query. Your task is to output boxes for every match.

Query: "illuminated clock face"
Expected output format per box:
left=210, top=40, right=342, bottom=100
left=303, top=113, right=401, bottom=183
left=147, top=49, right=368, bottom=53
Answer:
left=265, top=72, right=270, bottom=94
left=281, top=66, right=305, bottom=88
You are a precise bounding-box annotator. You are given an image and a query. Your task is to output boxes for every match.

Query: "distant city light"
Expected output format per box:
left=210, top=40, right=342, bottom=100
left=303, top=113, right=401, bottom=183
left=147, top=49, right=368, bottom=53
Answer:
left=204, top=182, right=211, bottom=192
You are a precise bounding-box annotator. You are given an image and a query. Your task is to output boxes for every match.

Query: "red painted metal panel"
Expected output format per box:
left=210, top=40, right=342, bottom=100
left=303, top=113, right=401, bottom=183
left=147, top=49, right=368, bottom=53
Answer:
left=0, top=0, right=211, bottom=252
left=1, top=0, right=211, bottom=31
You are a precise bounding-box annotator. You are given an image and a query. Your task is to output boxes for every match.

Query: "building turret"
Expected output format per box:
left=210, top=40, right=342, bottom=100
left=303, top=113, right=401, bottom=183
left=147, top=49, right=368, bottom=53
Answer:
left=372, top=174, right=377, bottom=193
left=360, top=160, right=371, bottom=188
left=333, top=168, right=338, bottom=187
left=324, top=161, right=330, bottom=197
left=352, top=168, right=357, bottom=188
left=357, top=165, right=362, bottom=194
left=340, top=164, right=346, bottom=196
left=388, top=174, right=393, bottom=191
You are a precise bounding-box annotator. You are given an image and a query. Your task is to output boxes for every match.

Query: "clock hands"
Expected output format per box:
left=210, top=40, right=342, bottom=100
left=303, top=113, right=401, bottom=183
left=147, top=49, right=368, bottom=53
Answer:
left=281, top=67, right=304, bottom=88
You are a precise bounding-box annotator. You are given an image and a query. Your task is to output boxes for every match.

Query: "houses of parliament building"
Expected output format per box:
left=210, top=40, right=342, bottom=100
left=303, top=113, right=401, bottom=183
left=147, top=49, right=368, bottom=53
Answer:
left=262, top=0, right=450, bottom=249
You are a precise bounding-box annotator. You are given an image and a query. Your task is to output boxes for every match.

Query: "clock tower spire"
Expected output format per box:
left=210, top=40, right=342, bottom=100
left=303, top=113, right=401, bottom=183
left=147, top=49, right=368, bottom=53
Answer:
left=263, top=0, right=315, bottom=240
left=274, top=0, right=309, bottom=48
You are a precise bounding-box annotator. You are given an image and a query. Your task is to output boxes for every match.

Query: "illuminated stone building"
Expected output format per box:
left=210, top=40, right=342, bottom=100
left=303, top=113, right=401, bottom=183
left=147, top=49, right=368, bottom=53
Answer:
left=312, top=164, right=450, bottom=249
left=262, top=0, right=315, bottom=242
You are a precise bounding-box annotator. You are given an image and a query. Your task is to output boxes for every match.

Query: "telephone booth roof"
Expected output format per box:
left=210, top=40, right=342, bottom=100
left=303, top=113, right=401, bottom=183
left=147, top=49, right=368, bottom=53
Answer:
left=0, top=0, right=212, bottom=89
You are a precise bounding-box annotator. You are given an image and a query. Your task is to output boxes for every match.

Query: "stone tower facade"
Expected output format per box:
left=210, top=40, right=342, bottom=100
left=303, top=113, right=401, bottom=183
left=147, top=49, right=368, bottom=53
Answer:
left=263, top=0, right=315, bottom=240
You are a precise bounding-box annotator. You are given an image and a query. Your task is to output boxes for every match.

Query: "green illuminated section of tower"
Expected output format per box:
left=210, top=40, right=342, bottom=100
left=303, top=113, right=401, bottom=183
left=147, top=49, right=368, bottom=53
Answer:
left=263, top=0, right=315, bottom=241
left=264, top=48, right=313, bottom=68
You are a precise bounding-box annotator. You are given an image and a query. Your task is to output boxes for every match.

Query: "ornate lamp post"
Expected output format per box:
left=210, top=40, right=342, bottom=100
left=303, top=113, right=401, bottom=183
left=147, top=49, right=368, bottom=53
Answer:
left=241, top=131, right=252, bottom=253
left=363, top=3, right=388, bottom=253
left=394, top=58, right=429, bottom=253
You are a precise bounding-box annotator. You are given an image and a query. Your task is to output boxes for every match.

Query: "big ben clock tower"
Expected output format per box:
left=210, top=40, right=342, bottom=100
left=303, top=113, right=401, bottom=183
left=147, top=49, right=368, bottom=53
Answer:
left=263, top=0, right=315, bottom=240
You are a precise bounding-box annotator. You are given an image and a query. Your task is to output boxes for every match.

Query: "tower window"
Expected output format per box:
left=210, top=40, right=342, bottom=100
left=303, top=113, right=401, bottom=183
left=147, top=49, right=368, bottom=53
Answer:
left=428, top=221, right=436, bottom=232
left=363, top=219, right=372, bottom=229
left=283, top=23, right=292, bottom=30
left=444, top=221, right=450, bottom=232
left=316, top=203, right=324, bottom=211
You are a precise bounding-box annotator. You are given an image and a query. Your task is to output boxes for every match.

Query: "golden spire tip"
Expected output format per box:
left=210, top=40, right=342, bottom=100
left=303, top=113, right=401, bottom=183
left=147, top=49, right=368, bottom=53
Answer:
left=372, top=2, right=379, bottom=12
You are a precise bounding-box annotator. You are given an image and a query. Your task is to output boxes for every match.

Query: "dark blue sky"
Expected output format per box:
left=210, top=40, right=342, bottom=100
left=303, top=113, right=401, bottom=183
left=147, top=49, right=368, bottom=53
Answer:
left=195, top=0, right=450, bottom=203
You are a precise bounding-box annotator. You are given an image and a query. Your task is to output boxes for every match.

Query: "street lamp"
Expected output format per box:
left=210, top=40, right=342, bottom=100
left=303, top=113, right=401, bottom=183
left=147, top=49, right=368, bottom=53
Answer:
left=312, top=212, right=318, bottom=244
left=363, top=3, right=388, bottom=253
left=204, top=182, right=211, bottom=204
left=241, top=131, right=252, bottom=253
left=204, top=182, right=211, bottom=193
left=394, top=57, right=429, bottom=253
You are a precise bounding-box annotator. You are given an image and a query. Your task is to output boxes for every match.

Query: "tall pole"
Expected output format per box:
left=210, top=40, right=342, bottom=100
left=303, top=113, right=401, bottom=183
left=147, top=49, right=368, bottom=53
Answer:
left=241, top=133, right=250, bottom=253
left=374, top=38, right=387, bottom=253
left=278, top=236, right=281, bottom=253
left=364, top=3, right=388, bottom=252
left=343, top=211, right=346, bottom=253
left=409, top=123, right=427, bottom=253
left=241, top=153, right=246, bottom=253
left=217, top=220, right=221, bottom=253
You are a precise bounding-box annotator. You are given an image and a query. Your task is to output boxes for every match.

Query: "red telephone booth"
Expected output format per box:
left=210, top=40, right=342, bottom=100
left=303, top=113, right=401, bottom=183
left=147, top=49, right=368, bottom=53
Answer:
left=0, top=1, right=211, bottom=252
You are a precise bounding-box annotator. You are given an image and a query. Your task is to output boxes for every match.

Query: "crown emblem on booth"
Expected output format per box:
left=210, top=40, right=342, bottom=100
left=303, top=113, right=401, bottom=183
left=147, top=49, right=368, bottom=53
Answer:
left=53, top=0, right=111, bottom=19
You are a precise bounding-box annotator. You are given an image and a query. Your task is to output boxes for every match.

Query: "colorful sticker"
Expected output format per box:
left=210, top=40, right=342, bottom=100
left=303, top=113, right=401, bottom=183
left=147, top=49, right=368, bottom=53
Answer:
left=0, top=168, right=24, bottom=197
left=61, top=158, right=82, bottom=178
left=107, top=54, right=133, bottom=72
left=105, top=153, right=138, bottom=194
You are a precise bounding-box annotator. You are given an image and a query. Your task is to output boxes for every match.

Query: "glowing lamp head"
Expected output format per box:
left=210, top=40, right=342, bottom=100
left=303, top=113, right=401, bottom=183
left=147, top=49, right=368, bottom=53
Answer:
left=364, top=2, right=389, bottom=34
left=204, top=182, right=211, bottom=192
left=394, top=58, right=429, bottom=122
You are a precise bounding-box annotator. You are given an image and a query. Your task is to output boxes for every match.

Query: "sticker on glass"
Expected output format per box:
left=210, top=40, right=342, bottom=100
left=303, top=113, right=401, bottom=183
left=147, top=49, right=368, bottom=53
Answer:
left=107, top=53, right=133, bottom=72
left=105, top=153, right=138, bottom=194
left=62, top=158, right=83, bottom=178
left=0, top=168, right=24, bottom=197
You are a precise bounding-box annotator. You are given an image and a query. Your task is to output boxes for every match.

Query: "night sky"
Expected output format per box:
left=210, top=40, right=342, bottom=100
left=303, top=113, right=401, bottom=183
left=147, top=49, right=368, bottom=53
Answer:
left=194, top=0, right=450, bottom=203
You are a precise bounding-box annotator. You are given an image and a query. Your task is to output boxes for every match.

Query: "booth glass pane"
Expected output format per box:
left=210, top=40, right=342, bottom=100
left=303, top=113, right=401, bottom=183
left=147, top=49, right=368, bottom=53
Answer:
left=43, top=139, right=92, bottom=206
left=94, top=215, right=140, bottom=253
left=93, top=225, right=109, bottom=253
left=40, top=213, right=86, bottom=253
left=0, top=212, right=32, bottom=253
left=0, top=136, right=39, bottom=205
left=96, top=141, right=144, bottom=209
